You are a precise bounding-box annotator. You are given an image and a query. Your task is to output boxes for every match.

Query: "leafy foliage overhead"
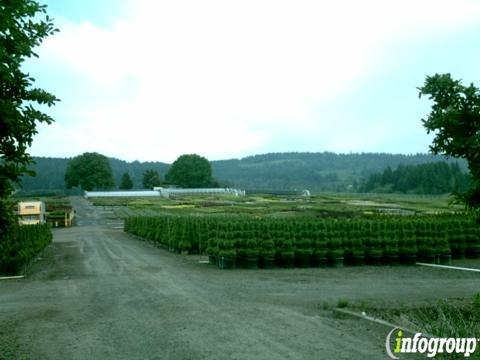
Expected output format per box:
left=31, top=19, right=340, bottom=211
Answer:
left=419, top=74, right=480, bottom=208
left=0, top=0, right=58, bottom=237
left=64, top=152, right=115, bottom=191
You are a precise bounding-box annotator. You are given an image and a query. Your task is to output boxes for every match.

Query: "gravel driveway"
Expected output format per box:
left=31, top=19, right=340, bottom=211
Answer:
left=1, top=197, right=478, bottom=359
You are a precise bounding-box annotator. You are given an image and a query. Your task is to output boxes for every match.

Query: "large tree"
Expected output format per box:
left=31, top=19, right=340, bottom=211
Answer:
left=65, top=152, right=115, bottom=191
left=419, top=73, right=480, bottom=209
left=142, top=169, right=162, bottom=189
left=165, top=154, right=213, bottom=188
left=0, top=1, right=58, bottom=237
left=119, top=172, right=133, bottom=190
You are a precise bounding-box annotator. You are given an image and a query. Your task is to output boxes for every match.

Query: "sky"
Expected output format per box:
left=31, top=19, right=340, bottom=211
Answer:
left=26, top=0, right=480, bottom=163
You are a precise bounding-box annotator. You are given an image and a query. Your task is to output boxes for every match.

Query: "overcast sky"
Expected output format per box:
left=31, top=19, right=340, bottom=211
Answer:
left=26, top=0, right=480, bottom=163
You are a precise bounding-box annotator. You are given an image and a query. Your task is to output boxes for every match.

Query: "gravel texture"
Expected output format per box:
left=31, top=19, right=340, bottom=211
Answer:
left=1, top=197, right=478, bottom=359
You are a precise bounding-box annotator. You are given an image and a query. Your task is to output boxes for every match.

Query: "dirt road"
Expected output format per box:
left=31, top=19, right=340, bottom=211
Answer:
left=1, top=197, right=478, bottom=359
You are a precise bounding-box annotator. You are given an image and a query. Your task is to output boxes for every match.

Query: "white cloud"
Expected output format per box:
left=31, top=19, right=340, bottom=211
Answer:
left=30, top=0, right=480, bottom=161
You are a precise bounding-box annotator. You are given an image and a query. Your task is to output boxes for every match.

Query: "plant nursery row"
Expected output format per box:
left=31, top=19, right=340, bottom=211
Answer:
left=0, top=223, right=52, bottom=275
left=124, top=215, right=480, bottom=269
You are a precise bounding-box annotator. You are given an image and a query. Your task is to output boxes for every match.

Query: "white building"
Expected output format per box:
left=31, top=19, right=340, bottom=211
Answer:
left=84, top=188, right=245, bottom=198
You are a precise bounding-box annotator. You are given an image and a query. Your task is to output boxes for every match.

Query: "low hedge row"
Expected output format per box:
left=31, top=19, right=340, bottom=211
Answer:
left=124, top=215, right=480, bottom=269
left=0, top=224, right=52, bottom=275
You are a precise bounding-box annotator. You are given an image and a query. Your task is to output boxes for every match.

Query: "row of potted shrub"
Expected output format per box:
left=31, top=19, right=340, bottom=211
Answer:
left=124, top=215, right=480, bottom=269
left=0, top=223, right=52, bottom=275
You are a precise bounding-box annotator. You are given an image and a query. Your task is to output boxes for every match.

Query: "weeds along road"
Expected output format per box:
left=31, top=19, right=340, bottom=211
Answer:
left=1, top=197, right=479, bottom=359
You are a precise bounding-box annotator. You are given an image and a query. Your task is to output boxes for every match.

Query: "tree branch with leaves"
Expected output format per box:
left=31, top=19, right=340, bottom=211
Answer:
left=419, top=73, right=480, bottom=210
left=0, top=1, right=59, bottom=236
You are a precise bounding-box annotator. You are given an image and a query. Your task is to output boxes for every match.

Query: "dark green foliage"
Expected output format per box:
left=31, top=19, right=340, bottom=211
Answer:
left=212, top=152, right=467, bottom=192
left=165, top=154, right=213, bottom=188
left=419, top=74, right=480, bottom=209
left=119, top=172, right=133, bottom=190
left=64, top=152, right=115, bottom=191
left=0, top=223, right=52, bottom=275
left=142, top=169, right=162, bottom=189
left=125, top=214, right=478, bottom=269
left=0, top=1, right=58, bottom=242
left=17, top=153, right=469, bottom=194
left=359, top=162, right=470, bottom=194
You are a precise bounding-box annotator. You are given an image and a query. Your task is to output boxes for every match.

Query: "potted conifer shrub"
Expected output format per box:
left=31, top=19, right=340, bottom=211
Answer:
left=398, top=223, right=417, bottom=265
left=218, top=239, right=236, bottom=270
left=206, top=237, right=219, bottom=266
left=383, top=235, right=399, bottom=265
left=447, top=221, right=466, bottom=259
left=312, top=231, right=328, bottom=267
left=438, top=244, right=452, bottom=265
left=350, top=233, right=365, bottom=266
left=294, top=234, right=313, bottom=268
left=342, top=236, right=354, bottom=266
left=366, top=235, right=383, bottom=265
left=465, top=223, right=480, bottom=258
left=234, top=231, right=247, bottom=268
left=259, top=235, right=276, bottom=269
left=449, top=231, right=466, bottom=259
left=327, top=237, right=344, bottom=267
left=432, top=225, right=452, bottom=264
left=245, top=238, right=259, bottom=269
left=277, top=234, right=295, bottom=268
left=399, top=243, right=417, bottom=265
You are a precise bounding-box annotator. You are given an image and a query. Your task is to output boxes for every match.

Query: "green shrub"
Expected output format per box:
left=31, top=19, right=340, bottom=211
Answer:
left=0, top=223, right=52, bottom=275
left=123, top=214, right=475, bottom=268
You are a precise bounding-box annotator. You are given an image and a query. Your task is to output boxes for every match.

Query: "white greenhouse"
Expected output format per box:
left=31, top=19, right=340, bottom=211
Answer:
left=84, top=188, right=245, bottom=198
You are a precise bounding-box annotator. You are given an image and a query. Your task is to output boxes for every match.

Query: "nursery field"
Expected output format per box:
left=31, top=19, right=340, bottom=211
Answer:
left=91, top=192, right=459, bottom=219
left=1, top=197, right=479, bottom=359
left=89, top=192, right=477, bottom=270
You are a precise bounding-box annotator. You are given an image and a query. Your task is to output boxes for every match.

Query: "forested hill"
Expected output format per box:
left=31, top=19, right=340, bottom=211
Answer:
left=20, top=157, right=169, bottom=194
left=20, top=152, right=468, bottom=194
left=358, top=162, right=470, bottom=194
left=211, top=152, right=468, bottom=192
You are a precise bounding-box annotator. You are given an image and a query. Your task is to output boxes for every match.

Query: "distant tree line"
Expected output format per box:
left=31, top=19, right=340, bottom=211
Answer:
left=358, top=162, right=470, bottom=195
left=59, top=152, right=216, bottom=192
left=18, top=152, right=469, bottom=194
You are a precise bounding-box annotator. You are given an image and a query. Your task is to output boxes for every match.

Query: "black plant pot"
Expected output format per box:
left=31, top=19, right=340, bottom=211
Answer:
left=330, top=257, right=344, bottom=268
left=280, top=256, right=295, bottom=268
left=246, top=257, right=259, bottom=269
left=235, top=257, right=247, bottom=269
left=384, top=255, right=399, bottom=266
left=352, top=256, right=365, bottom=266
left=440, top=254, right=452, bottom=265
left=218, top=256, right=235, bottom=270
left=295, top=256, right=311, bottom=268
left=451, top=248, right=466, bottom=259
left=343, top=255, right=354, bottom=266
left=313, top=256, right=328, bottom=268
left=400, top=254, right=417, bottom=265
left=208, top=255, right=216, bottom=265
left=367, top=255, right=383, bottom=265
left=261, top=257, right=275, bottom=269
left=466, top=248, right=480, bottom=259
left=421, top=254, right=436, bottom=264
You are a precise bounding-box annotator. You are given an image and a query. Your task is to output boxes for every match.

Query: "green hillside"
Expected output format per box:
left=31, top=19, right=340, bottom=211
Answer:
left=18, top=152, right=468, bottom=194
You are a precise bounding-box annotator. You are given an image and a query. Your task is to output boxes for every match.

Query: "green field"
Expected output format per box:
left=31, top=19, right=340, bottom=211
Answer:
left=91, top=192, right=478, bottom=271
left=89, top=192, right=463, bottom=219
